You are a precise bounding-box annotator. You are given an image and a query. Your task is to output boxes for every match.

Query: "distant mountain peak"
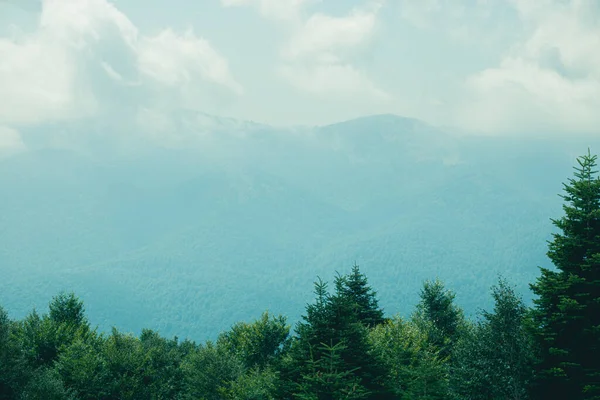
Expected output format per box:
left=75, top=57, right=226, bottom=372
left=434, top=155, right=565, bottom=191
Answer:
left=321, top=113, right=434, bottom=132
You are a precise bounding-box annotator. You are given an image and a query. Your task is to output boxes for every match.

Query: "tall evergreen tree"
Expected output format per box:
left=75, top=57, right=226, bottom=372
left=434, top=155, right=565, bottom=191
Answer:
left=530, top=150, right=600, bottom=400
left=341, top=265, right=386, bottom=328
left=284, top=271, right=390, bottom=399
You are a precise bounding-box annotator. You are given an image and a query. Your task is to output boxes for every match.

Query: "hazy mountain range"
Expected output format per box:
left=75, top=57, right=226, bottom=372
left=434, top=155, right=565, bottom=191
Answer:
left=1, top=112, right=598, bottom=340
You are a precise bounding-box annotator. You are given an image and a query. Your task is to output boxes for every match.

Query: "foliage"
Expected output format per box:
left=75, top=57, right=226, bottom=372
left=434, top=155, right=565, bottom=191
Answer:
left=217, top=311, right=290, bottom=370
left=284, top=268, right=390, bottom=399
left=530, top=150, right=600, bottom=399
left=412, top=279, right=464, bottom=360
left=451, top=278, right=535, bottom=399
left=369, top=316, right=448, bottom=399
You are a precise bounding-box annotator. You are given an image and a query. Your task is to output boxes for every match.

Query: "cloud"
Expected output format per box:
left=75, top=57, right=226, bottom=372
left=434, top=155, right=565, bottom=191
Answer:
left=222, top=0, right=388, bottom=101
left=0, top=0, right=242, bottom=128
left=280, top=3, right=388, bottom=99
left=283, top=9, right=378, bottom=61
left=398, top=0, right=519, bottom=47
left=220, top=0, right=315, bottom=22
left=455, top=0, right=600, bottom=135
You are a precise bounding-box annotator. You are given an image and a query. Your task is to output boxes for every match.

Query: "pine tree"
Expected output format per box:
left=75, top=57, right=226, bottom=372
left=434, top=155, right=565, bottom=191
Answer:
left=284, top=271, right=390, bottom=399
left=530, top=150, right=600, bottom=400
left=341, top=265, right=386, bottom=328
left=296, top=341, right=371, bottom=400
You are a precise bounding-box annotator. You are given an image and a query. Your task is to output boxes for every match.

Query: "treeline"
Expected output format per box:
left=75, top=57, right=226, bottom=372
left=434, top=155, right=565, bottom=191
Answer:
left=1, top=151, right=599, bottom=399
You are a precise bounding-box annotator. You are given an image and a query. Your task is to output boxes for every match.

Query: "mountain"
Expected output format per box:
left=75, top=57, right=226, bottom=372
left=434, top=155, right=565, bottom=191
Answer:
left=1, top=112, right=597, bottom=340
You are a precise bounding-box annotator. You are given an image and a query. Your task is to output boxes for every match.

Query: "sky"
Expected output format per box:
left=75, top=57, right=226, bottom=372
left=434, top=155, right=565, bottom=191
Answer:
left=0, top=0, right=599, bottom=148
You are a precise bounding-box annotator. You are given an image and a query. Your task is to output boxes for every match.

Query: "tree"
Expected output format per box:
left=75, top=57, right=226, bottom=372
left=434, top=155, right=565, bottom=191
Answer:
left=295, top=341, right=371, bottom=400
left=15, top=293, right=91, bottom=369
left=48, top=292, right=87, bottom=327
left=283, top=271, right=390, bottom=399
left=220, top=366, right=280, bottom=400
left=369, top=316, right=448, bottom=399
left=452, top=278, right=534, bottom=400
left=413, top=279, right=464, bottom=361
left=19, top=367, right=76, bottom=400
left=530, top=150, right=600, bottom=399
left=340, top=265, right=386, bottom=328
left=181, top=341, right=244, bottom=400
left=0, top=306, right=30, bottom=399
left=218, top=311, right=290, bottom=370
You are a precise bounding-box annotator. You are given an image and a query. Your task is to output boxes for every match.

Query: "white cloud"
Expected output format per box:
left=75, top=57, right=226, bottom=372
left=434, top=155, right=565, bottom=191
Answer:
left=398, top=0, right=515, bottom=46
left=221, top=0, right=387, bottom=101
left=279, top=3, right=388, bottom=100
left=0, top=0, right=242, bottom=128
left=220, top=0, right=315, bottom=21
left=138, top=28, right=243, bottom=95
left=283, top=10, right=377, bottom=61
left=456, top=0, right=600, bottom=135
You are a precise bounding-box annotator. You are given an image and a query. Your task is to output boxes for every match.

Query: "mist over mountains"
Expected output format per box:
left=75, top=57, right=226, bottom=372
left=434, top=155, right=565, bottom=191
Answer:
left=1, top=112, right=597, bottom=340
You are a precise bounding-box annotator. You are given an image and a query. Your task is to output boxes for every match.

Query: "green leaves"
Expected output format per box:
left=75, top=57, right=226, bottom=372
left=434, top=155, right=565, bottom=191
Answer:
left=217, top=311, right=290, bottom=370
left=452, top=278, right=534, bottom=400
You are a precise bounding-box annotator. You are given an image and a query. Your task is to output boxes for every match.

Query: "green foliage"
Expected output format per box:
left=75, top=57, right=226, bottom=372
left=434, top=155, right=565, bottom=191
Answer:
left=220, top=367, right=279, bottom=400
left=413, top=279, right=464, bottom=361
left=12, top=293, right=92, bottom=370
left=48, top=292, right=87, bottom=327
left=0, top=307, right=29, bottom=399
left=55, top=335, right=111, bottom=399
left=295, top=341, right=371, bottom=400
left=181, top=341, right=244, bottom=400
left=19, top=368, right=75, bottom=400
left=530, top=150, right=600, bottom=399
left=452, top=278, right=534, bottom=399
left=217, top=311, right=290, bottom=370
left=285, top=269, right=389, bottom=399
left=340, top=264, right=386, bottom=328
left=369, top=316, right=448, bottom=399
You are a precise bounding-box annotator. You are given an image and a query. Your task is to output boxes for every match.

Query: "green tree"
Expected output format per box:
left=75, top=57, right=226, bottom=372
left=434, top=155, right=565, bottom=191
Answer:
left=413, top=279, right=464, bottom=361
left=530, top=150, right=600, bottom=399
left=220, top=367, right=279, bottom=400
left=340, top=265, right=386, bottom=328
left=218, top=311, right=290, bottom=370
left=55, top=335, right=110, bottom=400
left=181, top=341, right=244, bottom=400
left=19, top=367, right=76, bottom=400
left=0, top=306, right=30, bottom=399
left=15, top=293, right=91, bottom=368
left=296, top=341, right=371, bottom=400
left=452, top=278, right=534, bottom=400
left=48, top=292, right=87, bottom=327
left=369, top=316, right=448, bottom=399
left=284, top=271, right=389, bottom=399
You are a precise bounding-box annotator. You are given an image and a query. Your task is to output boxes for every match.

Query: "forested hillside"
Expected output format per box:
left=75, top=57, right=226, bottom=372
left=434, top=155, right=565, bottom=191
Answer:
left=1, top=150, right=599, bottom=399
left=2, top=114, right=598, bottom=340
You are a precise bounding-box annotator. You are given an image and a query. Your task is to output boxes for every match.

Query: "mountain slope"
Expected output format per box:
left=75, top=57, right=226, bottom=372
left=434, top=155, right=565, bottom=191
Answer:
left=0, top=113, right=597, bottom=340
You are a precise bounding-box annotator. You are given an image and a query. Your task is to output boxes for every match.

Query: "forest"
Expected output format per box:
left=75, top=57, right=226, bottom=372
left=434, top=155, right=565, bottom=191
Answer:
left=1, top=150, right=599, bottom=400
